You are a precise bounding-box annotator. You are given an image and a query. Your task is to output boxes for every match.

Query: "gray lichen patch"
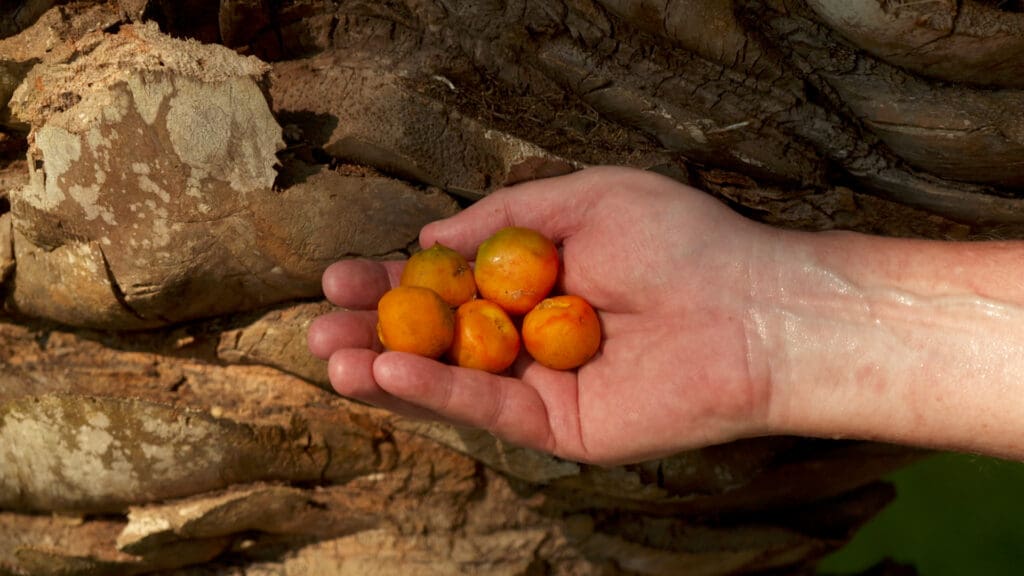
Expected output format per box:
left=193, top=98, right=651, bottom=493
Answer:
left=29, top=125, right=78, bottom=210
left=2, top=22, right=299, bottom=328
left=0, top=395, right=225, bottom=512
left=5, top=18, right=488, bottom=331
left=10, top=21, right=272, bottom=129
left=125, top=72, right=173, bottom=126
left=0, top=394, right=320, bottom=513
left=24, top=113, right=120, bottom=225
left=9, top=17, right=282, bottom=239
left=165, top=75, right=282, bottom=193
left=11, top=20, right=283, bottom=220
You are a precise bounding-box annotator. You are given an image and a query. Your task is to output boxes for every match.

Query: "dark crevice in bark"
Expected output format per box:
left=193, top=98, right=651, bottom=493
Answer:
left=736, top=0, right=1024, bottom=225
left=97, top=246, right=148, bottom=323
left=991, top=0, right=1024, bottom=12
left=0, top=0, right=56, bottom=39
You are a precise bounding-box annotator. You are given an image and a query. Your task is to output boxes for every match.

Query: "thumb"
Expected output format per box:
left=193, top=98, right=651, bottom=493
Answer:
left=420, top=168, right=610, bottom=257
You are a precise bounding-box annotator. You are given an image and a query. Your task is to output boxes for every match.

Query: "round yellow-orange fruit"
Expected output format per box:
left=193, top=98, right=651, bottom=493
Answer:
left=448, top=299, right=520, bottom=373
left=474, top=227, right=559, bottom=315
left=376, top=286, right=454, bottom=358
left=400, top=243, right=476, bottom=307
left=522, top=295, right=601, bottom=370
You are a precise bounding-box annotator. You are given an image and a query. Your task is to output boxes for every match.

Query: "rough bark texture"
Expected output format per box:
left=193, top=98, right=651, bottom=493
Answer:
left=3, top=0, right=1020, bottom=573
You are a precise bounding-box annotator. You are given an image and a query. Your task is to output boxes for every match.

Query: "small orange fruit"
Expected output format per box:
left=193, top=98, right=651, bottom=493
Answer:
left=522, top=295, right=601, bottom=370
left=376, top=286, right=454, bottom=358
left=448, top=299, right=521, bottom=373
left=401, top=243, right=476, bottom=307
left=474, top=227, right=559, bottom=315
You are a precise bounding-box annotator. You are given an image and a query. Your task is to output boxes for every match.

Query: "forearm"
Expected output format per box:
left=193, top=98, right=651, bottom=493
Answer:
left=757, top=229, right=1024, bottom=459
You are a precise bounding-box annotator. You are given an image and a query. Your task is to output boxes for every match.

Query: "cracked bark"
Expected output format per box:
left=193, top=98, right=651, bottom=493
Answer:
left=0, top=0, right=1019, bottom=574
left=98, top=245, right=148, bottom=323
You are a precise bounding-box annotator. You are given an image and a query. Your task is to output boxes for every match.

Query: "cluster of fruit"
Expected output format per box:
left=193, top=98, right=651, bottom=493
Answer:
left=376, top=227, right=602, bottom=373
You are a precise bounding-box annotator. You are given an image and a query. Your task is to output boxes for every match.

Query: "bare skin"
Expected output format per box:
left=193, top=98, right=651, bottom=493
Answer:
left=308, top=166, right=1024, bottom=465
left=760, top=226, right=1024, bottom=460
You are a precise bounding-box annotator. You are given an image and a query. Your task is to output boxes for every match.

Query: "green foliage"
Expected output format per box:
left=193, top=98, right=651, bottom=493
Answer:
left=819, top=452, right=1024, bottom=575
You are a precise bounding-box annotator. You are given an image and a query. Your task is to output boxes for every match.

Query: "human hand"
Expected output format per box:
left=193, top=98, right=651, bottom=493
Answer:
left=308, top=167, right=777, bottom=465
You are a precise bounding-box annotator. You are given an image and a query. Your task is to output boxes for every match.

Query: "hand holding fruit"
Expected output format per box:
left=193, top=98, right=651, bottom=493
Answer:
left=308, top=167, right=775, bottom=465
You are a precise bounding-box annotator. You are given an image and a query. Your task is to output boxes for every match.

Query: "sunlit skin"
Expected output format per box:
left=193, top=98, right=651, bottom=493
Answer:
left=400, top=242, right=476, bottom=307
left=310, top=166, right=1024, bottom=465
left=522, top=295, right=601, bottom=370
left=310, top=167, right=768, bottom=464
left=376, top=286, right=454, bottom=359
left=474, top=227, right=559, bottom=315
left=448, top=299, right=521, bottom=373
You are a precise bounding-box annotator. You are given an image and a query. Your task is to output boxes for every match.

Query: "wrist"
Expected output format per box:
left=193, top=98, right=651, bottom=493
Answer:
left=754, top=229, right=1024, bottom=458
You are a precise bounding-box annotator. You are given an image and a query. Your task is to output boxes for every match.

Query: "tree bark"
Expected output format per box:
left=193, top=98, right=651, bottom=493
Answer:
left=4, top=0, right=1021, bottom=573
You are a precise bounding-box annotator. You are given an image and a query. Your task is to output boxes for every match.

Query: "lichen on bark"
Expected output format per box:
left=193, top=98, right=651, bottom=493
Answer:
left=3, top=0, right=1017, bottom=573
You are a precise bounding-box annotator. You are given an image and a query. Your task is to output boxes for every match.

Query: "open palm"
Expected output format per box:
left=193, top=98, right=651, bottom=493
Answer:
left=308, top=167, right=774, bottom=465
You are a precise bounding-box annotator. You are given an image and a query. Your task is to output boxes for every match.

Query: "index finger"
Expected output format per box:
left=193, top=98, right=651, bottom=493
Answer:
left=419, top=167, right=611, bottom=257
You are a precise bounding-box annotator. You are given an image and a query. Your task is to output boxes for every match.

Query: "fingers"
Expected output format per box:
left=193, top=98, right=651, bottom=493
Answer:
left=312, top=258, right=403, bottom=360
left=307, top=310, right=381, bottom=359
left=322, top=259, right=404, bottom=309
left=419, top=168, right=613, bottom=257
left=373, top=352, right=562, bottom=454
left=328, top=349, right=448, bottom=421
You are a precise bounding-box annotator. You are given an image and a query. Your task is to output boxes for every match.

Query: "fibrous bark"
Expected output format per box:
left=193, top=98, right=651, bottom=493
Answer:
left=805, top=0, right=1024, bottom=88
left=0, top=311, right=918, bottom=574
left=3, top=0, right=1019, bottom=573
